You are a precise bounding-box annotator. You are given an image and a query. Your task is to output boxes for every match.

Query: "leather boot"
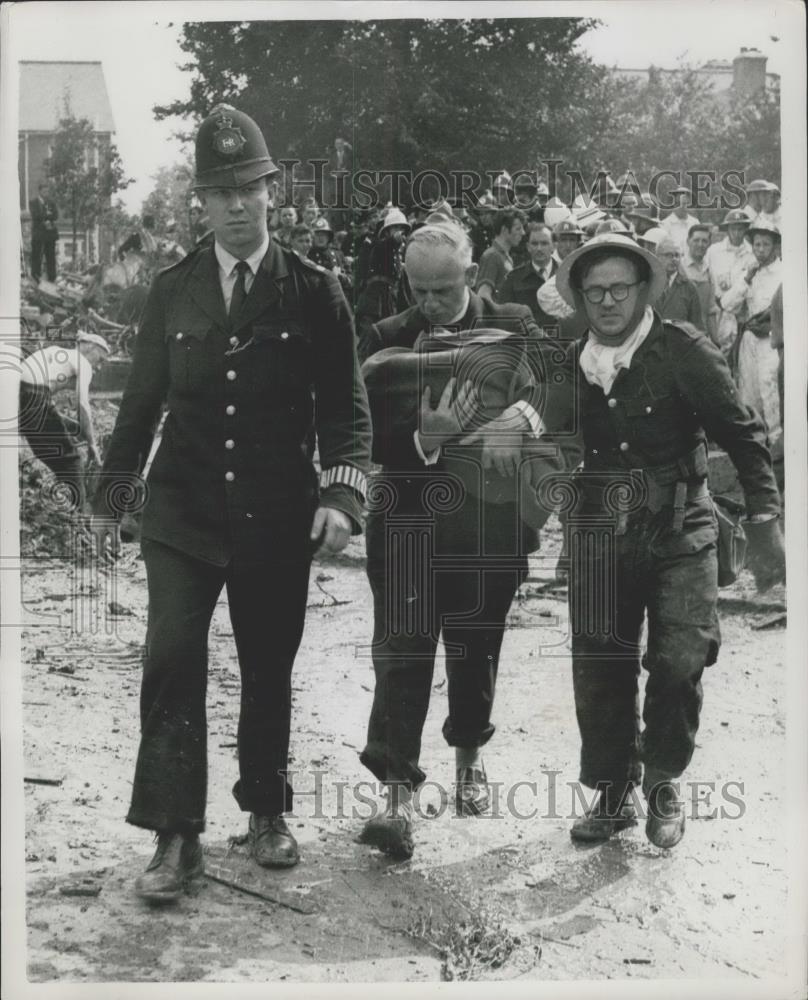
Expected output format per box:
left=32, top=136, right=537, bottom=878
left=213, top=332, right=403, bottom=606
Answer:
left=570, top=787, right=637, bottom=843
left=134, top=832, right=204, bottom=903
left=644, top=778, right=686, bottom=848
left=249, top=814, right=300, bottom=868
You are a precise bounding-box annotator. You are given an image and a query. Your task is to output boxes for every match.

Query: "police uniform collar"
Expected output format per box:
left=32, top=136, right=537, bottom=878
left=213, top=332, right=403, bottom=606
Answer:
left=214, top=232, right=270, bottom=277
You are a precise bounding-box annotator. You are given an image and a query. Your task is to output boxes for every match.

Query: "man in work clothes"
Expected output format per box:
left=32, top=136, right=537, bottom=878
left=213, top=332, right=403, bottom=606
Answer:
left=91, top=106, right=371, bottom=901
left=543, top=233, right=783, bottom=848
left=705, top=209, right=755, bottom=357
left=19, top=331, right=110, bottom=511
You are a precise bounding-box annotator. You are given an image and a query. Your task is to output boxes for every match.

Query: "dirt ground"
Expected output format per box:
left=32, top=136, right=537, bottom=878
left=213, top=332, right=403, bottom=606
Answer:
left=16, top=496, right=792, bottom=986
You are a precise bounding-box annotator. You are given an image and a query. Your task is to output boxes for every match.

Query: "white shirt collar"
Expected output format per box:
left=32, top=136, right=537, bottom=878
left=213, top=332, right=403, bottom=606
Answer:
left=532, top=260, right=552, bottom=279
left=214, top=231, right=270, bottom=277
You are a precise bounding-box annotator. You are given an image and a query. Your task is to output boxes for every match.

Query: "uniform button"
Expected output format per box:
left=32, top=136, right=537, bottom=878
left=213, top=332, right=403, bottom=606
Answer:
left=229, top=336, right=239, bottom=346
left=619, top=441, right=630, bottom=452
left=226, top=370, right=237, bottom=381
left=281, top=331, right=289, bottom=340
left=592, top=448, right=599, bottom=455
left=225, top=439, right=235, bottom=449
left=175, top=332, right=184, bottom=341
left=225, top=471, right=235, bottom=482
left=608, top=398, right=617, bottom=408
left=226, top=405, right=236, bottom=416
left=645, top=405, right=653, bottom=414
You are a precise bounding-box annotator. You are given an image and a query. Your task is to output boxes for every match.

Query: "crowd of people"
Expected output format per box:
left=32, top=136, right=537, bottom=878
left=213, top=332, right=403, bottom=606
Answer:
left=20, top=104, right=787, bottom=902
left=256, top=169, right=783, bottom=463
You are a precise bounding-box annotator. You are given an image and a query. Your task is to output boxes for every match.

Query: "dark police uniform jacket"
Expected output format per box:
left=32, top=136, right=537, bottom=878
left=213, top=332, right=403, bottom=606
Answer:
left=544, top=313, right=780, bottom=537
left=95, top=238, right=372, bottom=567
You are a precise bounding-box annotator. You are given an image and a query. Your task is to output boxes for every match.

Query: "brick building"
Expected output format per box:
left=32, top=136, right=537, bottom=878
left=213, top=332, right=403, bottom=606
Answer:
left=18, top=60, right=117, bottom=267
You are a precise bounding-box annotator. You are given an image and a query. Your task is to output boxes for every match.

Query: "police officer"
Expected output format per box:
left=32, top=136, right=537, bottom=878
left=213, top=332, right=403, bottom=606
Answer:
left=543, top=234, right=783, bottom=848
left=91, top=106, right=371, bottom=902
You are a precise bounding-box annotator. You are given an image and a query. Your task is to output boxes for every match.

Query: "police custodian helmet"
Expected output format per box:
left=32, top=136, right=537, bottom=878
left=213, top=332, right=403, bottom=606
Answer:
left=193, top=104, right=279, bottom=189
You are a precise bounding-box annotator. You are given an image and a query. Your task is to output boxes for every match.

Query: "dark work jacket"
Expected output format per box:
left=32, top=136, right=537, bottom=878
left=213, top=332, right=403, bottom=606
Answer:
left=29, top=197, right=59, bottom=241
left=543, top=313, right=781, bottom=521
left=657, top=271, right=705, bottom=333
left=497, top=259, right=558, bottom=327
left=361, top=293, right=580, bottom=551
left=94, top=239, right=372, bottom=567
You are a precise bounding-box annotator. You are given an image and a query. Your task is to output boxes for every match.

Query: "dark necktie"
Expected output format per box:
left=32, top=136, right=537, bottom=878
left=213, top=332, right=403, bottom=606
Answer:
left=229, top=260, right=250, bottom=326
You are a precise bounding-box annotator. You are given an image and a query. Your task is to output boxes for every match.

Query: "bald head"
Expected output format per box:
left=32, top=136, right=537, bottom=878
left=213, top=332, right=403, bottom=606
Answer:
left=655, top=236, right=682, bottom=276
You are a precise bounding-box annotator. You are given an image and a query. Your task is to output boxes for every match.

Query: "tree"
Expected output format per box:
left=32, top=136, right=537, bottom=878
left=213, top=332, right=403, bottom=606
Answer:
left=140, top=157, right=196, bottom=251
left=155, top=18, right=610, bottom=203
left=46, top=97, right=132, bottom=264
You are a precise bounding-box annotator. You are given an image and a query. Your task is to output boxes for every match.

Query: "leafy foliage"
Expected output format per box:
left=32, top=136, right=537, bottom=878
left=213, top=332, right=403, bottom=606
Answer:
left=45, top=98, right=132, bottom=263
left=140, top=157, right=196, bottom=250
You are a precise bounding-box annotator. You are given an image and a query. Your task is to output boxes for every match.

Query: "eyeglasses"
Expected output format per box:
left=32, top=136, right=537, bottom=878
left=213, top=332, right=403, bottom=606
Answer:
left=580, top=281, right=643, bottom=304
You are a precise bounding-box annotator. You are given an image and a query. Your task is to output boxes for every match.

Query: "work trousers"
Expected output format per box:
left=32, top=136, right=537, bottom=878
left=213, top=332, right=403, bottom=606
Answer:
left=360, top=493, right=528, bottom=789
left=31, top=236, right=57, bottom=282
left=568, top=498, right=720, bottom=794
left=127, top=537, right=312, bottom=834
left=19, top=383, right=84, bottom=511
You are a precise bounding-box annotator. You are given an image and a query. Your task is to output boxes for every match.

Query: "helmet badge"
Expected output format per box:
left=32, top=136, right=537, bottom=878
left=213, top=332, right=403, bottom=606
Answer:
left=213, top=114, right=247, bottom=157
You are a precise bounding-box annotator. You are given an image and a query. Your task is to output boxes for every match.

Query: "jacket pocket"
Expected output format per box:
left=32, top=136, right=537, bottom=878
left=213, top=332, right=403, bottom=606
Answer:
left=164, top=321, right=212, bottom=392
left=250, top=320, right=312, bottom=394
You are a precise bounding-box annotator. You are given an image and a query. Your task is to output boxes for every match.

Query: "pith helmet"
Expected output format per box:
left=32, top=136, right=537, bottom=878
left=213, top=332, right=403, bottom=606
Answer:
left=745, top=179, right=770, bottom=193
left=745, top=220, right=781, bottom=243
left=556, top=232, right=667, bottom=308
left=544, top=197, right=572, bottom=228
left=595, top=218, right=631, bottom=236
left=719, top=208, right=752, bottom=229
left=380, top=207, right=411, bottom=233
left=194, top=104, right=278, bottom=189
left=493, top=170, right=513, bottom=190
left=553, top=218, right=584, bottom=239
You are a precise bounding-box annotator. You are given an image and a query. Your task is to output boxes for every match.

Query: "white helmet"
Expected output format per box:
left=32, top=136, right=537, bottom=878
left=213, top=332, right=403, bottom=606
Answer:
left=380, top=207, right=411, bottom=234
left=543, top=197, right=572, bottom=228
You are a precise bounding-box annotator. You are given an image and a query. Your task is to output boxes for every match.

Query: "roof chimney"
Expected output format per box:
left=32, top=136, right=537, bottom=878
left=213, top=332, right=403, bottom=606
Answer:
left=733, top=48, right=767, bottom=98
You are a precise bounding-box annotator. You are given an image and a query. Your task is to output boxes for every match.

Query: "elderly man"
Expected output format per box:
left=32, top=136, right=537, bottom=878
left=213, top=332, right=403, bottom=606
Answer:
left=91, top=106, right=371, bottom=901
left=654, top=236, right=705, bottom=332
left=720, top=221, right=783, bottom=445
left=681, top=224, right=719, bottom=345
left=357, top=222, right=562, bottom=859
left=475, top=208, right=526, bottom=304
left=660, top=186, right=700, bottom=253
left=705, top=209, right=756, bottom=356
left=497, top=222, right=557, bottom=325
left=543, top=233, right=783, bottom=848
left=19, top=331, right=110, bottom=511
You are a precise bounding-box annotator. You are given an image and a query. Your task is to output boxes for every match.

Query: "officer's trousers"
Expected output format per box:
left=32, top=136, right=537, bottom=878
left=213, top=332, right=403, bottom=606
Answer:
left=127, top=538, right=311, bottom=834
left=360, top=497, right=528, bottom=790
left=568, top=499, right=720, bottom=794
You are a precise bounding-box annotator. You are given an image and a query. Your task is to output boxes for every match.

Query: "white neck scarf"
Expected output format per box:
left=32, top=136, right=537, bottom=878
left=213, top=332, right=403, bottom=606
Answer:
left=579, top=306, right=654, bottom=394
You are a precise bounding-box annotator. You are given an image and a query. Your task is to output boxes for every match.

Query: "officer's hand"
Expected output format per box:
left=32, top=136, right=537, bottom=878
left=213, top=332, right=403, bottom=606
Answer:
left=459, top=407, right=528, bottom=478
left=419, top=378, right=477, bottom=450
left=88, top=515, right=121, bottom=565
left=310, top=506, right=352, bottom=555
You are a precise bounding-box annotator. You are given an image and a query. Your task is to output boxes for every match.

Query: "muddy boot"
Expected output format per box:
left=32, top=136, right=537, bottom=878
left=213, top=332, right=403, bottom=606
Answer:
left=135, top=832, right=204, bottom=903
left=644, top=777, right=686, bottom=849
left=357, top=784, right=414, bottom=860
left=570, top=787, right=637, bottom=843
left=249, top=814, right=300, bottom=869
